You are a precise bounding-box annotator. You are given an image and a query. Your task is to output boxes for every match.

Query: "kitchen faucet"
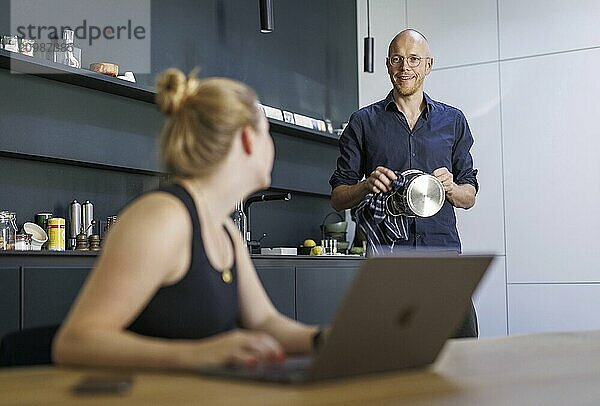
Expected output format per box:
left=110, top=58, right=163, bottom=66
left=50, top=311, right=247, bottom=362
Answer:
left=243, top=192, right=291, bottom=253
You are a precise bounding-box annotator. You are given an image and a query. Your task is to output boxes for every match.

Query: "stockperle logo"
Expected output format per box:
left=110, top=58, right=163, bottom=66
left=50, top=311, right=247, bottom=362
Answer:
left=10, top=0, right=151, bottom=74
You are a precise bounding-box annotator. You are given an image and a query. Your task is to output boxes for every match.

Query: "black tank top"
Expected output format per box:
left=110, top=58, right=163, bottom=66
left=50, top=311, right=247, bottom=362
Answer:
left=127, top=184, right=239, bottom=339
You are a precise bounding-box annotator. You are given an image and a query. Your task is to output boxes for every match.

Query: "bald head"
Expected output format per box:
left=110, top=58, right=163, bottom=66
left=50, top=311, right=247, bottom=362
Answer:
left=386, top=29, right=433, bottom=98
left=388, top=29, right=431, bottom=58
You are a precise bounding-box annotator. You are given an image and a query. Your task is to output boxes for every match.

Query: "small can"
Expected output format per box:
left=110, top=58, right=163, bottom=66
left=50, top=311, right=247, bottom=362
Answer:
left=48, top=217, right=66, bottom=251
left=35, top=213, right=53, bottom=249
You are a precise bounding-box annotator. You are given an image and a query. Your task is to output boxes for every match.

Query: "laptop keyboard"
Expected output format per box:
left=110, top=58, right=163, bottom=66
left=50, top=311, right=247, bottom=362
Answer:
left=201, top=356, right=313, bottom=384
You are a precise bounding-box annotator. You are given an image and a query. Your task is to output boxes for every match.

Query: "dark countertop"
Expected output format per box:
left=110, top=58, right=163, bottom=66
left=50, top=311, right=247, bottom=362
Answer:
left=0, top=251, right=364, bottom=268
left=251, top=254, right=363, bottom=260
left=1, top=251, right=363, bottom=259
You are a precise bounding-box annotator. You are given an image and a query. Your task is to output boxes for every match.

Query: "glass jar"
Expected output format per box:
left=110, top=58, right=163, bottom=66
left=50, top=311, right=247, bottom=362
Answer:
left=0, top=211, right=16, bottom=250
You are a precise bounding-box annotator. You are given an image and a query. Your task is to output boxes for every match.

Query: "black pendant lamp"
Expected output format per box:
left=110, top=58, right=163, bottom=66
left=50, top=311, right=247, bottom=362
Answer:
left=259, top=0, right=274, bottom=33
left=364, top=0, right=374, bottom=72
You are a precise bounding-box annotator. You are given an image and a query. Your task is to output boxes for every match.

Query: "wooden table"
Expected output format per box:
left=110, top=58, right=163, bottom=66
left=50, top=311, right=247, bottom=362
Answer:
left=2, top=331, right=600, bottom=405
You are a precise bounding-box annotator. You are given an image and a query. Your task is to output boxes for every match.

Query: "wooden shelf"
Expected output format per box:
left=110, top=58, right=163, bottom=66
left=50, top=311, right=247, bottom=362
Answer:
left=0, top=49, right=340, bottom=145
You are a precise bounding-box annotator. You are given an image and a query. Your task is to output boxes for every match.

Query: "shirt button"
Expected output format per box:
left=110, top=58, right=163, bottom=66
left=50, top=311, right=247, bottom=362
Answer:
left=416, top=234, right=421, bottom=239
left=412, top=153, right=416, bottom=157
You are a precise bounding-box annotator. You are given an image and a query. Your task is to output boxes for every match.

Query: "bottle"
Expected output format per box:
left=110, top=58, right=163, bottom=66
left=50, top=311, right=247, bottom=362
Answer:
left=231, top=200, right=247, bottom=246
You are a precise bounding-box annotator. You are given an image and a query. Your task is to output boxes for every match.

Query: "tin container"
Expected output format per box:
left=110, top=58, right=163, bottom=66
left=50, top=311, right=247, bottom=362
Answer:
left=35, top=213, right=53, bottom=249
left=35, top=213, right=53, bottom=230
left=48, top=217, right=66, bottom=251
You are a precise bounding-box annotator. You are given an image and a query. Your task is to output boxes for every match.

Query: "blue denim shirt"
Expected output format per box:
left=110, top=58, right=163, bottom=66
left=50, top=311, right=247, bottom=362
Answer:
left=329, top=91, right=479, bottom=252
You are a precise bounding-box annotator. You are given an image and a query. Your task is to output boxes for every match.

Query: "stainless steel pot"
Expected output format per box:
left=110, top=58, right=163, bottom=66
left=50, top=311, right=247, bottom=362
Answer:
left=386, top=170, right=445, bottom=218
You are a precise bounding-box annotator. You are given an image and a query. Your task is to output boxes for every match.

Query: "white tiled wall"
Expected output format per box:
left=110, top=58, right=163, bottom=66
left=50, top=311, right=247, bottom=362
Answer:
left=474, top=256, right=508, bottom=337
left=356, top=0, right=600, bottom=337
left=426, top=63, right=504, bottom=255
left=508, top=284, right=600, bottom=334
left=501, top=49, right=600, bottom=284
left=407, top=0, right=499, bottom=68
left=357, top=0, right=406, bottom=107
left=498, top=0, right=600, bottom=59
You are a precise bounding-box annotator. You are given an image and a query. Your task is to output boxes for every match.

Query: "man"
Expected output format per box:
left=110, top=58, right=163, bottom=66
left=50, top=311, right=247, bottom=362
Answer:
left=329, top=29, right=479, bottom=337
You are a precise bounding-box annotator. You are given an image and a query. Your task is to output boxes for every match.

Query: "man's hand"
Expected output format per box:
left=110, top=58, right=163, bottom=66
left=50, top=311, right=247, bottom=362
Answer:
left=432, top=167, right=476, bottom=209
left=330, top=166, right=398, bottom=211
left=365, top=166, right=398, bottom=193
left=432, top=167, right=455, bottom=196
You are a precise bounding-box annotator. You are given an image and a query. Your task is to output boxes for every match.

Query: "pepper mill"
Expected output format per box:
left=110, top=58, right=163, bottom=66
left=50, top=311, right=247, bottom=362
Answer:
left=75, top=232, right=89, bottom=251
left=75, top=220, right=96, bottom=251
left=88, top=234, right=101, bottom=251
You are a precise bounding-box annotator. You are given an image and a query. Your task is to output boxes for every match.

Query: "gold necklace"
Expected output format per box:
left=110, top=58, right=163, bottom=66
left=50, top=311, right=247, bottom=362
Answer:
left=195, top=188, right=234, bottom=285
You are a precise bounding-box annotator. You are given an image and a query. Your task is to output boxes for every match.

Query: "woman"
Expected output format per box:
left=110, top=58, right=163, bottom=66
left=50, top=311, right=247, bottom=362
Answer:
left=53, top=69, right=318, bottom=369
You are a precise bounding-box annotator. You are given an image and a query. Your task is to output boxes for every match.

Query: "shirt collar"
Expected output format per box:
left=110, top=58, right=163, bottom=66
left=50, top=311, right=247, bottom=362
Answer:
left=384, top=90, right=434, bottom=119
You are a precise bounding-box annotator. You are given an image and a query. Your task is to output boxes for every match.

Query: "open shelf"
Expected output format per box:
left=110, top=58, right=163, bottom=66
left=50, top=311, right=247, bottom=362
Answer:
left=0, top=49, right=155, bottom=102
left=0, top=49, right=340, bottom=145
left=0, top=150, right=167, bottom=176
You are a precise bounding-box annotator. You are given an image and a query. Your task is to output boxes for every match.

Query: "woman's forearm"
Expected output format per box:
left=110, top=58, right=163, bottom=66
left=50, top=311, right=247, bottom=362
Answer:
left=53, top=327, right=197, bottom=370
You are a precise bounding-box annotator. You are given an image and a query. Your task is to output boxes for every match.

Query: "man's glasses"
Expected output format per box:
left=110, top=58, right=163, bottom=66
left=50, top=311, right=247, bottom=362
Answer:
left=388, top=55, right=430, bottom=68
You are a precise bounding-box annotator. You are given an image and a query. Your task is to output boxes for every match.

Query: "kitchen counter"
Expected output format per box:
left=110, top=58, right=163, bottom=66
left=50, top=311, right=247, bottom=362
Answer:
left=252, top=254, right=363, bottom=260
left=0, top=248, right=364, bottom=336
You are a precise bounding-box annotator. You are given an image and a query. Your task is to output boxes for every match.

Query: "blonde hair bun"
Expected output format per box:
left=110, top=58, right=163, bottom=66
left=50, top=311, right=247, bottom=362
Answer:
left=156, top=68, right=188, bottom=114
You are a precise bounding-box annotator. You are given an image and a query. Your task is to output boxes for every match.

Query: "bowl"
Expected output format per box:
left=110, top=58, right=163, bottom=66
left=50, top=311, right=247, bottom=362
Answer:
left=89, top=62, right=119, bottom=77
left=298, top=246, right=312, bottom=255
left=321, top=221, right=347, bottom=233
left=23, top=222, right=48, bottom=251
left=336, top=241, right=350, bottom=252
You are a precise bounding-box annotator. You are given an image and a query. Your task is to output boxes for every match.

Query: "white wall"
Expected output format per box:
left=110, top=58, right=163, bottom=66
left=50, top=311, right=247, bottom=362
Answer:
left=356, top=0, right=600, bottom=337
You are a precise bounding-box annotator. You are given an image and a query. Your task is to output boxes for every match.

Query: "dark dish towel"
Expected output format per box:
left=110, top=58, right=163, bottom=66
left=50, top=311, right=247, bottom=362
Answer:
left=354, top=172, right=409, bottom=255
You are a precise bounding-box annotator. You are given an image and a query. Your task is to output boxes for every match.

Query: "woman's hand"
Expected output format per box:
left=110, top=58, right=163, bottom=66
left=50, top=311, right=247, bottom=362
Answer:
left=187, top=329, right=285, bottom=368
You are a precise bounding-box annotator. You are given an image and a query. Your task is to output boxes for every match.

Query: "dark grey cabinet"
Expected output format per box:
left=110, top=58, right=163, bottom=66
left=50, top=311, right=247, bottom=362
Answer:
left=255, top=266, right=295, bottom=319
left=0, top=267, right=20, bottom=339
left=295, top=267, right=359, bottom=325
left=22, top=267, right=92, bottom=329
left=0, top=255, right=363, bottom=335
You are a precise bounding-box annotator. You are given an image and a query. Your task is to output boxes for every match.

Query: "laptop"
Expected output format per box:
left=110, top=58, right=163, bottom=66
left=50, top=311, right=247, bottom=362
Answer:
left=198, top=255, right=493, bottom=384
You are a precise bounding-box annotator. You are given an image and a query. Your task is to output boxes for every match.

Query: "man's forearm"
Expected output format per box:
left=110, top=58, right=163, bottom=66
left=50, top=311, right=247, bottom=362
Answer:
left=331, top=182, right=369, bottom=211
left=446, top=183, right=476, bottom=209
